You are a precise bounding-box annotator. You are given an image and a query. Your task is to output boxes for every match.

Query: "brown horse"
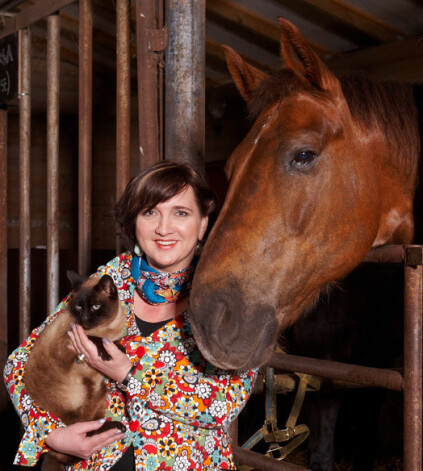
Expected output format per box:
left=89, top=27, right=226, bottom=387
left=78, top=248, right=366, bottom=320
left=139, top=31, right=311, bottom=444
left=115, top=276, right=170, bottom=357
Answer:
left=189, top=17, right=420, bottom=370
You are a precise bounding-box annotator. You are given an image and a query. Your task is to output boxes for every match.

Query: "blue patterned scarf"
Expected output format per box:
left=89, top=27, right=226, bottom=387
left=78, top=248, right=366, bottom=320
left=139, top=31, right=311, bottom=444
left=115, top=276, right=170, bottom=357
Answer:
left=131, top=255, right=197, bottom=305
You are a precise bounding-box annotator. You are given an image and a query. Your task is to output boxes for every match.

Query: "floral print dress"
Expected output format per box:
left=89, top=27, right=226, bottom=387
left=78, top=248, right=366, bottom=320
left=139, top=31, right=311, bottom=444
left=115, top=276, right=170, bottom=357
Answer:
left=4, top=253, right=257, bottom=470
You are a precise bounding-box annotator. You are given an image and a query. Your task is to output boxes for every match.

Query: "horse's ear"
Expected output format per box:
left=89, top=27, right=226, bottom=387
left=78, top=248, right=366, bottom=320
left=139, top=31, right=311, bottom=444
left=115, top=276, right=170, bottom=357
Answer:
left=278, top=17, right=341, bottom=95
left=223, top=45, right=268, bottom=103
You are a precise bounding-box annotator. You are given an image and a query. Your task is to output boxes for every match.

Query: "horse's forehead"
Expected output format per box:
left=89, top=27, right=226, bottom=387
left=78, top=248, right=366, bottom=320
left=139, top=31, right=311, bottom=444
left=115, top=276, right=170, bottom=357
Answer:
left=277, top=92, right=341, bottom=129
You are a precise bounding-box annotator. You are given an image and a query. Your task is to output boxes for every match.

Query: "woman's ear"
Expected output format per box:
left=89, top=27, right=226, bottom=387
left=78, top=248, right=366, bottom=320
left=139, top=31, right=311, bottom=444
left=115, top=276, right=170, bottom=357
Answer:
left=199, top=216, right=209, bottom=240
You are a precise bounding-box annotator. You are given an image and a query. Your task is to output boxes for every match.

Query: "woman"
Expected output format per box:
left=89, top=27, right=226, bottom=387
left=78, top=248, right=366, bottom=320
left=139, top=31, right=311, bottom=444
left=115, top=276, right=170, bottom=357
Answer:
left=4, top=161, right=257, bottom=470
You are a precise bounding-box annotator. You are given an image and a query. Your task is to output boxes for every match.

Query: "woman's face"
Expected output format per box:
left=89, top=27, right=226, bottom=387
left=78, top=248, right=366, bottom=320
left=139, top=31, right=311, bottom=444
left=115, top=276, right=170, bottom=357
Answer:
left=135, top=185, right=208, bottom=272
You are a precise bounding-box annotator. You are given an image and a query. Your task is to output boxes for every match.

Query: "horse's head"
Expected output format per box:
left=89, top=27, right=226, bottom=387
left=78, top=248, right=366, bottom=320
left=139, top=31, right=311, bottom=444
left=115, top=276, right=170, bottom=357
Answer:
left=189, top=18, right=418, bottom=370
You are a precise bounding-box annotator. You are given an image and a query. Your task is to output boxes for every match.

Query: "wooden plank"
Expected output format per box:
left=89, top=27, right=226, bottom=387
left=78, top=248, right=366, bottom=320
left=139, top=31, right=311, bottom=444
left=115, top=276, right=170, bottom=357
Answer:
left=206, top=0, right=332, bottom=58
left=0, top=0, right=76, bottom=39
left=302, top=0, right=405, bottom=42
left=327, top=33, right=423, bottom=72
left=206, top=36, right=273, bottom=73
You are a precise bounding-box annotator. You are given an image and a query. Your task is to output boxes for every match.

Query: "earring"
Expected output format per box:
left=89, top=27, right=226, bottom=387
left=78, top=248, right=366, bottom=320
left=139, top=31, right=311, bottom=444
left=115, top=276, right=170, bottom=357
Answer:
left=195, top=240, right=204, bottom=256
left=134, top=244, right=143, bottom=256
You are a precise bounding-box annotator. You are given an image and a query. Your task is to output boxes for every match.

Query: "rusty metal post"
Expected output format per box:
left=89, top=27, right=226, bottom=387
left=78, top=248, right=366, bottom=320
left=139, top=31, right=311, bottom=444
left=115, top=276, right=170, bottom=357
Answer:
left=164, top=0, right=206, bottom=174
left=0, top=106, right=8, bottom=413
left=78, top=0, right=92, bottom=276
left=135, top=0, right=160, bottom=171
left=403, top=246, right=423, bottom=471
left=116, top=0, right=131, bottom=253
left=47, top=13, right=60, bottom=313
left=18, top=27, right=31, bottom=342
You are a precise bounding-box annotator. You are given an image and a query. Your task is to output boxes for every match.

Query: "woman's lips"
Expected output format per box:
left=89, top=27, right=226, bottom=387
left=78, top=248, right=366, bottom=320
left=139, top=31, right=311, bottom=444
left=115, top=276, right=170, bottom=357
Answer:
left=154, top=239, right=177, bottom=249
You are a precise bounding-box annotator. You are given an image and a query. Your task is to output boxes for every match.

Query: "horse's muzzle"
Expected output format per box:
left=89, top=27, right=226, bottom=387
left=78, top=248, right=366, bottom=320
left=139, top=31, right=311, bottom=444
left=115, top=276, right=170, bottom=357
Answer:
left=188, top=286, right=278, bottom=370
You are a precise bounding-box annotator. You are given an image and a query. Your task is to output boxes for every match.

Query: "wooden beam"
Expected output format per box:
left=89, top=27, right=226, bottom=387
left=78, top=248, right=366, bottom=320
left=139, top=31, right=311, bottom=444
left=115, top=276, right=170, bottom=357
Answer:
left=302, top=0, right=405, bottom=42
left=206, top=37, right=273, bottom=73
left=206, top=0, right=332, bottom=58
left=0, top=0, right=76, bottom=39
left=327, top=33, right=423, bottom=72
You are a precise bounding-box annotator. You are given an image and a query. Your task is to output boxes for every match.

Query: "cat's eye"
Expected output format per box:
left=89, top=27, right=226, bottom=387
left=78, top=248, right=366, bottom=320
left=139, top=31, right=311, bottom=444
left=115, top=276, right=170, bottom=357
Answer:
left=75, top=305, right=82, bottom=311
left=92, top=304, right=101, bottom=311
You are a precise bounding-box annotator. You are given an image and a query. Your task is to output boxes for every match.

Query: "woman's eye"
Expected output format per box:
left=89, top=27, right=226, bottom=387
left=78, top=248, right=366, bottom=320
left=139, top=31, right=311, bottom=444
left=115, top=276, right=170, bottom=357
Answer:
left=176, top=210, right=188, bottom=216
left=92, top=304, right=101, bottom=311
left=292, top=150, right=317, bottom=166
left=142, top=210, right=155, bottom=216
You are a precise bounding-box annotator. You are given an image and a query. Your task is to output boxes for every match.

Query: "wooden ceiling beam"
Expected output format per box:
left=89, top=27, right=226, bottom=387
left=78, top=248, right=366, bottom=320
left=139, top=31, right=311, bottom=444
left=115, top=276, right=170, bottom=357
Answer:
left=0, top=0, right=75, bottom=38
left=206, top=0, right=332, bottom=58
left=206, top=36, right=273, bottom=73
left=302, top=0, right=405, bottom=43
left=327, top=33, right=423, bottom=72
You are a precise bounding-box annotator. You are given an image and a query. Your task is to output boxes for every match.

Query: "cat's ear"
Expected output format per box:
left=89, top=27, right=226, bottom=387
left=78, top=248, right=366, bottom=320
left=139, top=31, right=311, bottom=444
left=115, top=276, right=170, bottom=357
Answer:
left=67, top=270, right=85, bottom=291
left=98, top=274, right=118, bottom=298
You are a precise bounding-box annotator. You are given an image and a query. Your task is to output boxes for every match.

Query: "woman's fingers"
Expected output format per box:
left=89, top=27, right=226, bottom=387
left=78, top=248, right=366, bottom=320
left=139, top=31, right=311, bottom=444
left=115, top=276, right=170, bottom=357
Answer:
left=45, top=420, right=126, bottom=460
left=84, top=426, right=126, bottom=457
left=68, top=324, right=95, bottom=362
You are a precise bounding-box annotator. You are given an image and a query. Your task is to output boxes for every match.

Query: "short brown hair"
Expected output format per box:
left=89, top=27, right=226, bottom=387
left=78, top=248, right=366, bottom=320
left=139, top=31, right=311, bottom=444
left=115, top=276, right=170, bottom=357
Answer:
left=115, top=160, right=217, bottom=252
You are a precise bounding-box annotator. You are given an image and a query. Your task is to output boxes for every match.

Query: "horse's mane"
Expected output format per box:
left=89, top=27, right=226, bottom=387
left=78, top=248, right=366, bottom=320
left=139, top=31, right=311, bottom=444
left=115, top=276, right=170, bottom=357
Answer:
left=248, top=69, right=420, bottom=187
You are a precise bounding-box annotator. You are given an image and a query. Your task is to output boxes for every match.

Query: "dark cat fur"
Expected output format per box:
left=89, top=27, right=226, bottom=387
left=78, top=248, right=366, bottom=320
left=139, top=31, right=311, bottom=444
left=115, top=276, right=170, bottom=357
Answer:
left=25, top=272, right=127, bottom=466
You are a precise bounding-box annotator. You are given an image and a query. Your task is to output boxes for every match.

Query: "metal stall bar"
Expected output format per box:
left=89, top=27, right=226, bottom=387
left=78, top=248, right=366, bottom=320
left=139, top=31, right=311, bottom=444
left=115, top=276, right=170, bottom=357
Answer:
left=268, top=353, right=403, bottom=391
left=135, top=0, right=161, bottom=171
left=0, top=106, right=8, bottom=413
left=116, top=0, right=130, bottom=197
left=403, top=246, right=422, bottom=471
left=18, top=27, right=31, bottom=342
left=116, top=0, right=131, bottom=253
left=363, top=244, right=406, bottom=263
left=78, top=0, right=92, bottom=276
left=46, top=13, right=60, bottom=313
left=164, top=0, right=206, bottom=174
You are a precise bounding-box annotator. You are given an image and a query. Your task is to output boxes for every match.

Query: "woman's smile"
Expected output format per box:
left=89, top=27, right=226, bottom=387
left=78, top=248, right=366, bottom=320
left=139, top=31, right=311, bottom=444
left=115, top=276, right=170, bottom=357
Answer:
left=154, top=239, right=177, bottom=249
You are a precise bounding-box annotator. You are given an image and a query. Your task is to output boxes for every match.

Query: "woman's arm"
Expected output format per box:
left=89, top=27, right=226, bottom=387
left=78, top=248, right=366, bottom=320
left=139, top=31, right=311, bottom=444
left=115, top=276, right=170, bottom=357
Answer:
left=3, top=297, right=70, bottom=465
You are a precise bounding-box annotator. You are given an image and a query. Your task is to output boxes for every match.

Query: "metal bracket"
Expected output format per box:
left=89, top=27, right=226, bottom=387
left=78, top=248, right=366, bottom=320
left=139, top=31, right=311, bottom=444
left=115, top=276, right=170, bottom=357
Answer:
left=146, top=26, right=168, bottom=52
left=405, top=246, right=423, bottom=267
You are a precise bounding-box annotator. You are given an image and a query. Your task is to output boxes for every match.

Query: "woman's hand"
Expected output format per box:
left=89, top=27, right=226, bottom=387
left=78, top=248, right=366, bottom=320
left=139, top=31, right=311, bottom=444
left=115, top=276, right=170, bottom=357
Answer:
left=68, top=324, right=132, bottom=383
left=45, top=420, right=125, bottom=460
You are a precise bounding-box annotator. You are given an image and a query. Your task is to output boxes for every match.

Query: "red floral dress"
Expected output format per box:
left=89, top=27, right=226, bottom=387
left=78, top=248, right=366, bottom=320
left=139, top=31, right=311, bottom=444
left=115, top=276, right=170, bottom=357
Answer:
left=4, top=253, right=257, bottom=470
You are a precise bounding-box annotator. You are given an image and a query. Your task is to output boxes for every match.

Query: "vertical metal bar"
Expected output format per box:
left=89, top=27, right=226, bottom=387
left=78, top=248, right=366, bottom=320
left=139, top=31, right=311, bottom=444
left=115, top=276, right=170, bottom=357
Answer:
left=19, top=28, right=31, bottom=342
left=135, top=0, right=159, bottom=171
left=116, top=0, right=130, bottom=253
left=47, top=13, right=60, bottom=313
left=158, top=0, right=164, bottom=162
left=403, top=247, right=423, bottom=471
left=0, top=106, right=8, bottom=412
left=78, top=0, right=92, bottom=276
left=164, top=0, right=206, bottom=174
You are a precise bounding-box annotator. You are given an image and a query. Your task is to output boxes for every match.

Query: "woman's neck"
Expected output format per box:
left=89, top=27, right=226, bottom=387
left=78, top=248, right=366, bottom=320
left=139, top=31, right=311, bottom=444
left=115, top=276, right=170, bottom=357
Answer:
left=133, top=290, right=188, bottom=322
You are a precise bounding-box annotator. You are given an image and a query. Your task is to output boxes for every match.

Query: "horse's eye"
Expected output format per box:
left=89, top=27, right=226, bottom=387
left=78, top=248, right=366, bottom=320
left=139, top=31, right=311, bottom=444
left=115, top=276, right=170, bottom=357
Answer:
left=292, top=150, right=317, bottom=166
left=92, top=304, right=101, bottom=311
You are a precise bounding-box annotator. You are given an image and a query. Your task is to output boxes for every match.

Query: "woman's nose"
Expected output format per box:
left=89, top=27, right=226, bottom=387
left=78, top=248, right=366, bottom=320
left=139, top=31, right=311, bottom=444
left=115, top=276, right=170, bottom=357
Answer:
left=155, top=215, right=172, bottom=235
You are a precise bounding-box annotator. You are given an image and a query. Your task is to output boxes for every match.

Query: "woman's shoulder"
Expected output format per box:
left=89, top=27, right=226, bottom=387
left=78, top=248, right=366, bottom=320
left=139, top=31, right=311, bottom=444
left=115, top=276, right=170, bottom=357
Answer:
left=94, top=252, right=134, bottom=299
left=95, top=252, right=133, bottom=276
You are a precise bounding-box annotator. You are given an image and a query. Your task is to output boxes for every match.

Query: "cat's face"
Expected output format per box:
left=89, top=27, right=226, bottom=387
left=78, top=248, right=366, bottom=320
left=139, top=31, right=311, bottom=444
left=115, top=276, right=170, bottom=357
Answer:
left=68, top=275, right=119, bottom=329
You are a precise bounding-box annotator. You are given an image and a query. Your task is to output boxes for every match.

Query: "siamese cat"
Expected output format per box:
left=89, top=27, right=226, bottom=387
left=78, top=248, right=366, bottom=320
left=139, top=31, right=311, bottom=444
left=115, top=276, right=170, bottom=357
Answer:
left=25, top=271, right=127, bottom=466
